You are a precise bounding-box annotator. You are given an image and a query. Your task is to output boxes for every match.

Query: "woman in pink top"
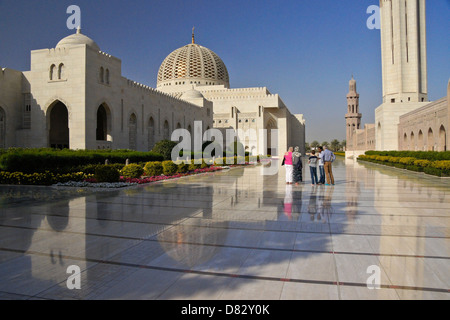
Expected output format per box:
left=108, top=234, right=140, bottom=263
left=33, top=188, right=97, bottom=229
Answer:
left=283, top=147, right=294, bottom=184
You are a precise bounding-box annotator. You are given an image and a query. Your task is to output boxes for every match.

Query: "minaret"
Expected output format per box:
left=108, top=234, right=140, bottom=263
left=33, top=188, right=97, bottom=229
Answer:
left=345, top=76, right=361, bottom=151
left=375, top=0, right=429, bottom=151
left=380, top=0, right=428, bottom=104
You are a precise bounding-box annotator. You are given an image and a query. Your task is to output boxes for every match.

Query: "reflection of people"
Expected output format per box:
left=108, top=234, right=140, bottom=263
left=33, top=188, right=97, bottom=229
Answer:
left=307, top=186, right=318, bottom=217
left=282, top=147, right=294, bottom=184
left=292, top=147, right=303, bottom=185
left=322, top=146, right=336, bottom=185
left=283, top=184, right=293, bottom=219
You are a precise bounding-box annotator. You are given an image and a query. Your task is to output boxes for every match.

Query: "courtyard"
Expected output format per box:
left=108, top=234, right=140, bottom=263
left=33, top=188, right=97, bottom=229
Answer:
left=0, top=157, right=448, bottom=300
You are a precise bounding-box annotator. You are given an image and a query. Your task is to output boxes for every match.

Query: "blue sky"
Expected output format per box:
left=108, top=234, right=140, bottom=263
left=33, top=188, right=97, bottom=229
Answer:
left=0, top=0, right=449, bottom=143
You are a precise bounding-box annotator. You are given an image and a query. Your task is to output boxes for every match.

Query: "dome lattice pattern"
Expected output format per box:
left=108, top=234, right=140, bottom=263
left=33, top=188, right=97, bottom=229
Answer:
left=157, top=44, right=229, bottom=87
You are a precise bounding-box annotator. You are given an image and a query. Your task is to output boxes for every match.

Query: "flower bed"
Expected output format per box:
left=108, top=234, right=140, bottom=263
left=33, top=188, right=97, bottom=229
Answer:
left=0, top=155, right=258, bottom=187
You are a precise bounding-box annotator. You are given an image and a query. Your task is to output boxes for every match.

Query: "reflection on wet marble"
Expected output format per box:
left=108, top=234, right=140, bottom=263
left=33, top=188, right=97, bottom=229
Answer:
left=0, top=158, right=448, bottom=300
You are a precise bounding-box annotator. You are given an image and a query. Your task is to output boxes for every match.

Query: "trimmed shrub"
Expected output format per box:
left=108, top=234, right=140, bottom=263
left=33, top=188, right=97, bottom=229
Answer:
left=94, top=165, right=120, bottom=183
left=414, top=159, right=432, bottom=168
left=177, top=163, right=189, bottom=174
left=121, top=164, right=144, bottom=179
left=144, top=162, right=163, bottom=177
left=162, top=161, right=178, bottom=176
left=398, top=157, right=416, bottom=165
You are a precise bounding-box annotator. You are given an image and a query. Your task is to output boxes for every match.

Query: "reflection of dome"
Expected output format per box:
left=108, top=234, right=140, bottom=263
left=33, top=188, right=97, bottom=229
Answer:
left=56, top=27, right=100, bottom=51
left=157, top=222, right=228, bottom=268
left=181, top=88, right=204, bottom=100
left=157, top=41, right=230, bottom=89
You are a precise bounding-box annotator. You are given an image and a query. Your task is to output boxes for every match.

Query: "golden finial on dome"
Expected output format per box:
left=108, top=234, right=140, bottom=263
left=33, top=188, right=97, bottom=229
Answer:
left=192, top=26, right=195, bottom=44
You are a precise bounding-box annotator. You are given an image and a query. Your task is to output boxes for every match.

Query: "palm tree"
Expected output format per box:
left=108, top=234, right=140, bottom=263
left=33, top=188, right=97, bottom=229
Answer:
left=321, top=141, right=329, bottom=148
left=310, top=141, right=319, bottom=150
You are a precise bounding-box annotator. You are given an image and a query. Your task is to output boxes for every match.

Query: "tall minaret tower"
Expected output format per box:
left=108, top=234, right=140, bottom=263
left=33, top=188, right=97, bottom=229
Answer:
left=375, top=0, right=429, bottom=151
left=346, top=76, right=362, bottom=151
left=380, top=0, right=428, bottom=103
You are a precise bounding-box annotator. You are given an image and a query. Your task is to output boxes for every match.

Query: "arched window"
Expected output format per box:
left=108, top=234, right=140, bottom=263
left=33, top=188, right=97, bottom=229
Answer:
left=58, top=63, right=65, bottom=80
left=439, top=125, right=447, bottom=151
left=129, top=113, right=137, bottom=150
left=105, top=69, right=110, bottom=84
left=148, top=117, right=155, bottom=150
left=163, top=120, right=170, bottom=140
left=427, top=128, right=434, bottom=151
left=418, top=130, right=424, bottom=151
left=410, top=132, right=415, bottom=150
left=49, top=64, right=56, bottom=80
left=99, top=67, right=104, bottom=83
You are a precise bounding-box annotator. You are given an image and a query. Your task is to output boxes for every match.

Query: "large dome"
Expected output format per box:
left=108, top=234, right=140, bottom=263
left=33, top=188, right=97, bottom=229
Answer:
left=56, top=28, right=100, bottom=51
left=157, top=43, right=230, bottom=89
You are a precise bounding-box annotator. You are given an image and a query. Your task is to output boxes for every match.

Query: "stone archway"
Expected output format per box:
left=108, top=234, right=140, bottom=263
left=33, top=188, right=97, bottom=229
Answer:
left=266, top=118, right=277, bottom=156
left=49, top=101, right=69, bottom=149
left=96, top=103, right=112, bottom=142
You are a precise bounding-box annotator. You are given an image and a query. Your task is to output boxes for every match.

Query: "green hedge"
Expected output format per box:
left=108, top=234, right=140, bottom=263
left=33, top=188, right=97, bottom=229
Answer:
left=0, top=148, right=163, bottom=174
left=365, top=151, right=450, bottom=161
left=0, top=171, right=88, bottom=186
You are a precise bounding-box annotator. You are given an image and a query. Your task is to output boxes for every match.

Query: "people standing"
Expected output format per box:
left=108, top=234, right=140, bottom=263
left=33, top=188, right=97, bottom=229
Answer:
left=317, top=147, right=325, bottom=185
left=308, top=150, right=319, bottom=186
left=282, top=147, right=294, bottom=184
left=292, top=146, right=303, bottom=186
left=322, top=146, right=336, bottom=185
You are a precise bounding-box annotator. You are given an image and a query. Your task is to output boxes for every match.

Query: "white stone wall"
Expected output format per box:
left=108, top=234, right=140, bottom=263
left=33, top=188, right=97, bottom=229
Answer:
left=0, top=67, right=23, bottom=148
left=398, top=97, right=448, bottom=151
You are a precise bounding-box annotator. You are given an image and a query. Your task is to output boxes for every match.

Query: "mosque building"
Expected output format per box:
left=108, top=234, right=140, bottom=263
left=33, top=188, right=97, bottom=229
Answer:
left=0, top=27, right=306, bottom=156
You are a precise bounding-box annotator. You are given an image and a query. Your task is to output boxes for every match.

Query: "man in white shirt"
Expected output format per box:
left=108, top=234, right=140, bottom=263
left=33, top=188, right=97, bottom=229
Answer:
left=317, top=147, right=325, bottom=185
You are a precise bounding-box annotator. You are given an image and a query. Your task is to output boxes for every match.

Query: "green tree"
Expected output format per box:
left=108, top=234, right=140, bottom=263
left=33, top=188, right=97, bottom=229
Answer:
left=151, top=140, right=177, bottom=160
left=330, top=139, right=340, bottom=151
left=321, top=141, right=329, bottom=148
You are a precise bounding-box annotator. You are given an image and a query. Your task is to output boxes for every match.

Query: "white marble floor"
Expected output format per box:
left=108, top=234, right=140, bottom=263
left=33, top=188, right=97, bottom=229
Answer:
left=0, top=157, right=448, bottom=300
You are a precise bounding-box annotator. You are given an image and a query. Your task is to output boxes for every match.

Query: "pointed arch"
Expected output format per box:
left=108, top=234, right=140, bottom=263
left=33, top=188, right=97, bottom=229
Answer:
left=418, top=130, right=424, bottom=151
left=58, top=63, right=65, bottom=80
left=427, top=128, right=434, bottom=151
left=49, top=64, right=56, bottom=81
left=163, top=120, right=170, bottom=140
left=48, top=101, right=69, bottom=149
left=148, top=116, right=156, bottom=150
left=129, top=113, right=137, bottom=150
left=439, top=125, right=447, bottom=151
